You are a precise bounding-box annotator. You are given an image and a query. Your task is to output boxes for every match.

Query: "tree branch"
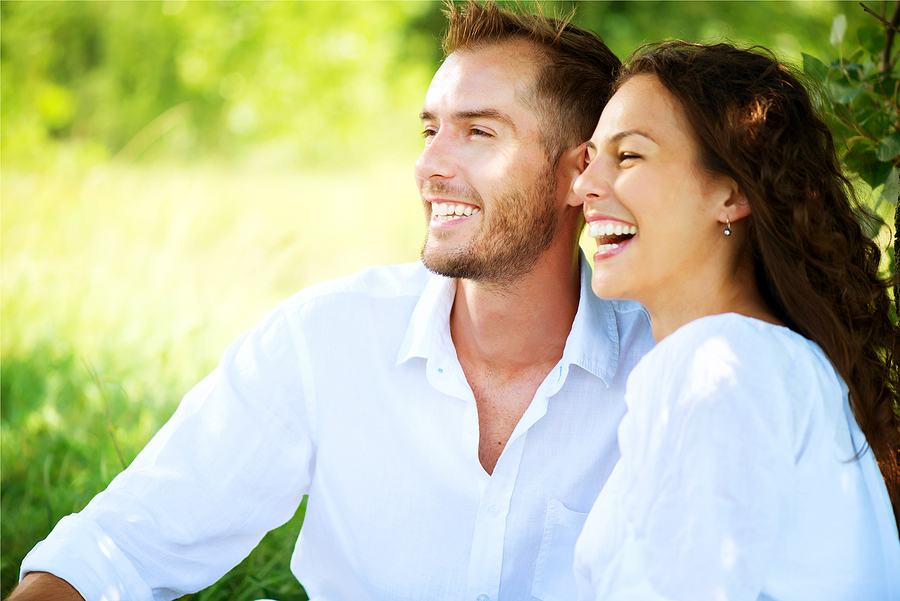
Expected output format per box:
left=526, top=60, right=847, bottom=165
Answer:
left=860, top=1, right=900, bottom=33
left=860, top=1, right=900, bottom=71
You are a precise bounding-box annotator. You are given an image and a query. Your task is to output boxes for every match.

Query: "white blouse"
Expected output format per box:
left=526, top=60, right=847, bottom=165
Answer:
left=574, top=313, right=900, bottom=601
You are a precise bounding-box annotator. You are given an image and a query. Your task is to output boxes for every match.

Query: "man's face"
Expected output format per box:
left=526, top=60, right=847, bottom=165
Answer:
left=415, top=41, right=564, bottom=287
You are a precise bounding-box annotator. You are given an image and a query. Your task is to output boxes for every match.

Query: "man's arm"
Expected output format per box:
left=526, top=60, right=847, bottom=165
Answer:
left=14, top=306, right=316, bottom=598
left=7, top=572, right=85, bottom=601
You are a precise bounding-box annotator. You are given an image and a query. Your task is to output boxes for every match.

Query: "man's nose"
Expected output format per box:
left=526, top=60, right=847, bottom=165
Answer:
left=415, top=128, right=457, bottom=182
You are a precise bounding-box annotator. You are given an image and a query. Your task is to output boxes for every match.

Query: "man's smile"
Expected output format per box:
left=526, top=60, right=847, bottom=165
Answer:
left=430, top=201, right=481, bottom=223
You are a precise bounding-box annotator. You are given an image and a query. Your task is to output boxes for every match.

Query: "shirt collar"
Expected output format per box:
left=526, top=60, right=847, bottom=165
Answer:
left=562, top=251, right=619, bottom=386
left=396, top=251, right=620, bottom=385
left=397, top=268, right=457, bottom=366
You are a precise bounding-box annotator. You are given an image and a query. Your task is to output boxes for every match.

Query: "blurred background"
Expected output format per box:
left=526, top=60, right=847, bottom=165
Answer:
left=1, top=1, right=894, bottom=599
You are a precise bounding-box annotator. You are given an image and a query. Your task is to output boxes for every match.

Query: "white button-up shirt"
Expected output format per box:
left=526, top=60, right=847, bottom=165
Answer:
left=575, top=314, right=900, bottom=601
left=22, top=257, right=655, bottom=601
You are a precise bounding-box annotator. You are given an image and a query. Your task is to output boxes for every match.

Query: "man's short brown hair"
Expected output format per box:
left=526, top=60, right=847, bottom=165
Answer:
left=443, top=1, right=620, bottom=162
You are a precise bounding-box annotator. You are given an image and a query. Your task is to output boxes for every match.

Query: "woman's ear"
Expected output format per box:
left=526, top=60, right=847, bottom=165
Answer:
left=717, top=178, right=751, bottom=223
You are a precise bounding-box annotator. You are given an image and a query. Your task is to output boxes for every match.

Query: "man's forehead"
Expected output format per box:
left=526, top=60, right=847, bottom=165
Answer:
left=422, top=41, right=541, bottom=118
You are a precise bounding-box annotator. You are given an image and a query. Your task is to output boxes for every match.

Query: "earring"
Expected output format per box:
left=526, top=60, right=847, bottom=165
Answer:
left=724, top=217, right=732, bottom=236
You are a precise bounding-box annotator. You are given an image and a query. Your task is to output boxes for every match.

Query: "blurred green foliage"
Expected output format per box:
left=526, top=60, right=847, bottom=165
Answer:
left=803, top=10, right=898, bottom=207
left=800, top=4, right=898, bottom=303
left=1, top=1, right=895, bottom=599
left=1, top=0, right=872, bottom=170
left=1, top=1, right=440, bottom=167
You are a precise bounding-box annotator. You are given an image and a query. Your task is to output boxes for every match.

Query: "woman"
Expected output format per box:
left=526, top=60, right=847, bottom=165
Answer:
left=572, top=41, right=900, bottom=600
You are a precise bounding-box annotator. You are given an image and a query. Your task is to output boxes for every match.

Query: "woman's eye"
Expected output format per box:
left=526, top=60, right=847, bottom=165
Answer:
left=619, top=152, right=641, bottom=162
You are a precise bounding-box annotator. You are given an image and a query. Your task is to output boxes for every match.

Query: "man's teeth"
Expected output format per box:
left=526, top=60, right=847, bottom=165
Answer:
left=588, top=222, right=638, bottom=237
left=432, top=202, right=479, bottom=219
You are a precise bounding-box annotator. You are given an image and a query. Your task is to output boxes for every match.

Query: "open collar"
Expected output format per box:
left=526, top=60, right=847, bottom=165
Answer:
left=397, top=252, right=621, bottom=386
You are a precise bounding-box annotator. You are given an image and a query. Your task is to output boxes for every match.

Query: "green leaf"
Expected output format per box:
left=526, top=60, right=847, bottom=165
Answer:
left=842, top=62, right=865, bottom=81
left=857, top=25, right=883, bottom=57
left=829, top=80, right=862, bottom=104
left=853, top=104, right=885, bottom=129
left=830, top=14, right=847, bottom=46
left=877, top=133, right=900, bottom=161
left=854, top=204, right=884, bottom=239
left=873, top=77, right=900, bottom=107
left=867, top=161, right=895, bottom=192
left=882, top=166, right=899, bottom=205
left=802, top=53, right=828, bottom=82
left=843, top=139, right=890, bottom=189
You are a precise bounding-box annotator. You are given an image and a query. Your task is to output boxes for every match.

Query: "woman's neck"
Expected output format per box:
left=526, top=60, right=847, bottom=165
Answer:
left=645, top=264, right=782, bottom=342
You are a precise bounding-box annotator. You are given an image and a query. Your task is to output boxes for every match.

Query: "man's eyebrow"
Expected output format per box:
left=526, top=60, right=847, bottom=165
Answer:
left=419, top=108, right=517, bottom=133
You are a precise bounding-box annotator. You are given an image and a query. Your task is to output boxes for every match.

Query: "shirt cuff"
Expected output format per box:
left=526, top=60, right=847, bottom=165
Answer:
left=20, top=513, right=154, bottom=601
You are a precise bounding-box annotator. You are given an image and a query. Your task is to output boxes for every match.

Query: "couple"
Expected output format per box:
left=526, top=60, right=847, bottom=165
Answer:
left=12, top=2, right=900, bottom=600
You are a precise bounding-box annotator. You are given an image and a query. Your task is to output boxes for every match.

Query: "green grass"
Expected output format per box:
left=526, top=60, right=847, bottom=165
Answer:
left=1, top=160, right=424, bottom=599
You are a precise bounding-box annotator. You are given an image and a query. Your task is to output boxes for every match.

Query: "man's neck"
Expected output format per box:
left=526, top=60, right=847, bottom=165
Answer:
left=450, top=246, right=582, bottom=475
left=450, top=248, right=582, bottom=373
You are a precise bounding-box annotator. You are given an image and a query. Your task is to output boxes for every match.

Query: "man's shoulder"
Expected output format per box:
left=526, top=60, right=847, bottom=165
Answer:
left=605, top=298, right=650, bottom=319
left=278, top=260, right=434, bottom=313
left=595, top=297, right=652, bottom=334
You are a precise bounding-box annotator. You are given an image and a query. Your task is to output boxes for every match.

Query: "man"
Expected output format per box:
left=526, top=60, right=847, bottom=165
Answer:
left=11, top=2, right=654, bottom=600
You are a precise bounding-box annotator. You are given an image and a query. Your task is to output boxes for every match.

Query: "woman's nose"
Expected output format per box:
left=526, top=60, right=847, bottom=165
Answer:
left=573, top=160, right=610, bottom=202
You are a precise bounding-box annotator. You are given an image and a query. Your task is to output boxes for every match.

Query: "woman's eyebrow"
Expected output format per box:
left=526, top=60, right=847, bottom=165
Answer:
left=608, top=129, right=656, bottom=145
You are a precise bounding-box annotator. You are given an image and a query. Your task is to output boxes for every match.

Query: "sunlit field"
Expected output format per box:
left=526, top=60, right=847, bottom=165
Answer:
left=0, top=161, right=428, bottom=599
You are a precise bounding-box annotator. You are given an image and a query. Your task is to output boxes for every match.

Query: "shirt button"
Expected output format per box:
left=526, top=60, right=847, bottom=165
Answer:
left=487, top=505, right=500, bottom=517
left=476, top=595, right=490, bottom=601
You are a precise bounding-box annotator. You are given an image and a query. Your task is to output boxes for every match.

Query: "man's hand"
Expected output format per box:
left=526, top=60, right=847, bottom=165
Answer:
left=6, top=572, right=85, bottom=601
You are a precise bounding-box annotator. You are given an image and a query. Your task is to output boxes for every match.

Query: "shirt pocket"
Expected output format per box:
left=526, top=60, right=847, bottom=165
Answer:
left=531, top=498, right=590, bottom=601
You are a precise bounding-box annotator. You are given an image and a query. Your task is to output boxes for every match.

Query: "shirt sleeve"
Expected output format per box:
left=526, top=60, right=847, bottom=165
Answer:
left=21, top=305, right=316, bottom=601
left=584, top=321, right=798, bottom=601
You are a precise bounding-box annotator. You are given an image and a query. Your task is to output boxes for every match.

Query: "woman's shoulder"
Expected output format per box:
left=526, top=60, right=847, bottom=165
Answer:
left=669, top=312, right=804, bottom=346
left=630, top=313, right=843, bottom=417
left=653, top=313, right=826, bottom=374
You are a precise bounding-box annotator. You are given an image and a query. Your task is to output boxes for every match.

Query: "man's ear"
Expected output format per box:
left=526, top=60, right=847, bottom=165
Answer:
left=561, top=142, right=588, bottom=208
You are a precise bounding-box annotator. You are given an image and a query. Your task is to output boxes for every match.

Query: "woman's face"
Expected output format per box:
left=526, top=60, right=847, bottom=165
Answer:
left=574, top=74, right=734, bottom=310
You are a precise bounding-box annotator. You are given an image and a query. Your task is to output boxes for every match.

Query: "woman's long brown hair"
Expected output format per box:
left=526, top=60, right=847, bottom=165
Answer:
left=619, top=41, right=900, bottom=533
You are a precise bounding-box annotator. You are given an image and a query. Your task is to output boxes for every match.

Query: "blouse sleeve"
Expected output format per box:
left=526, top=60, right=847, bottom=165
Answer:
left=582, top=321, right=800, bottom=601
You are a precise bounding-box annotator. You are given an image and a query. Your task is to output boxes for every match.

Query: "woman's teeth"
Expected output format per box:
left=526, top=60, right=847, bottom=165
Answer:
left=588, top=222, right=637, bottom=237
left=589, top=222, right=637, bottom=253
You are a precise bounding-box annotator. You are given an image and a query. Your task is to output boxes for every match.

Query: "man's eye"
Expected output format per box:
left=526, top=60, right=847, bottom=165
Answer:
left=470, top=128, right=492, bottom=137
left=422, top=128, right=437, bottom=139
left=619, top=152, right=641, bottom=162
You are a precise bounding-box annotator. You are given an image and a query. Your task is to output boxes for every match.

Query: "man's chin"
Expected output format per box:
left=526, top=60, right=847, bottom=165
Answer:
left=422, top=245, right=472, bottom=279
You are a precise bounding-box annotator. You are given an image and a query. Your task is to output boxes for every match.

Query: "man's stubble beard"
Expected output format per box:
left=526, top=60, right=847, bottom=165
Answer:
left=420, top=165, right=559, bottom=289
